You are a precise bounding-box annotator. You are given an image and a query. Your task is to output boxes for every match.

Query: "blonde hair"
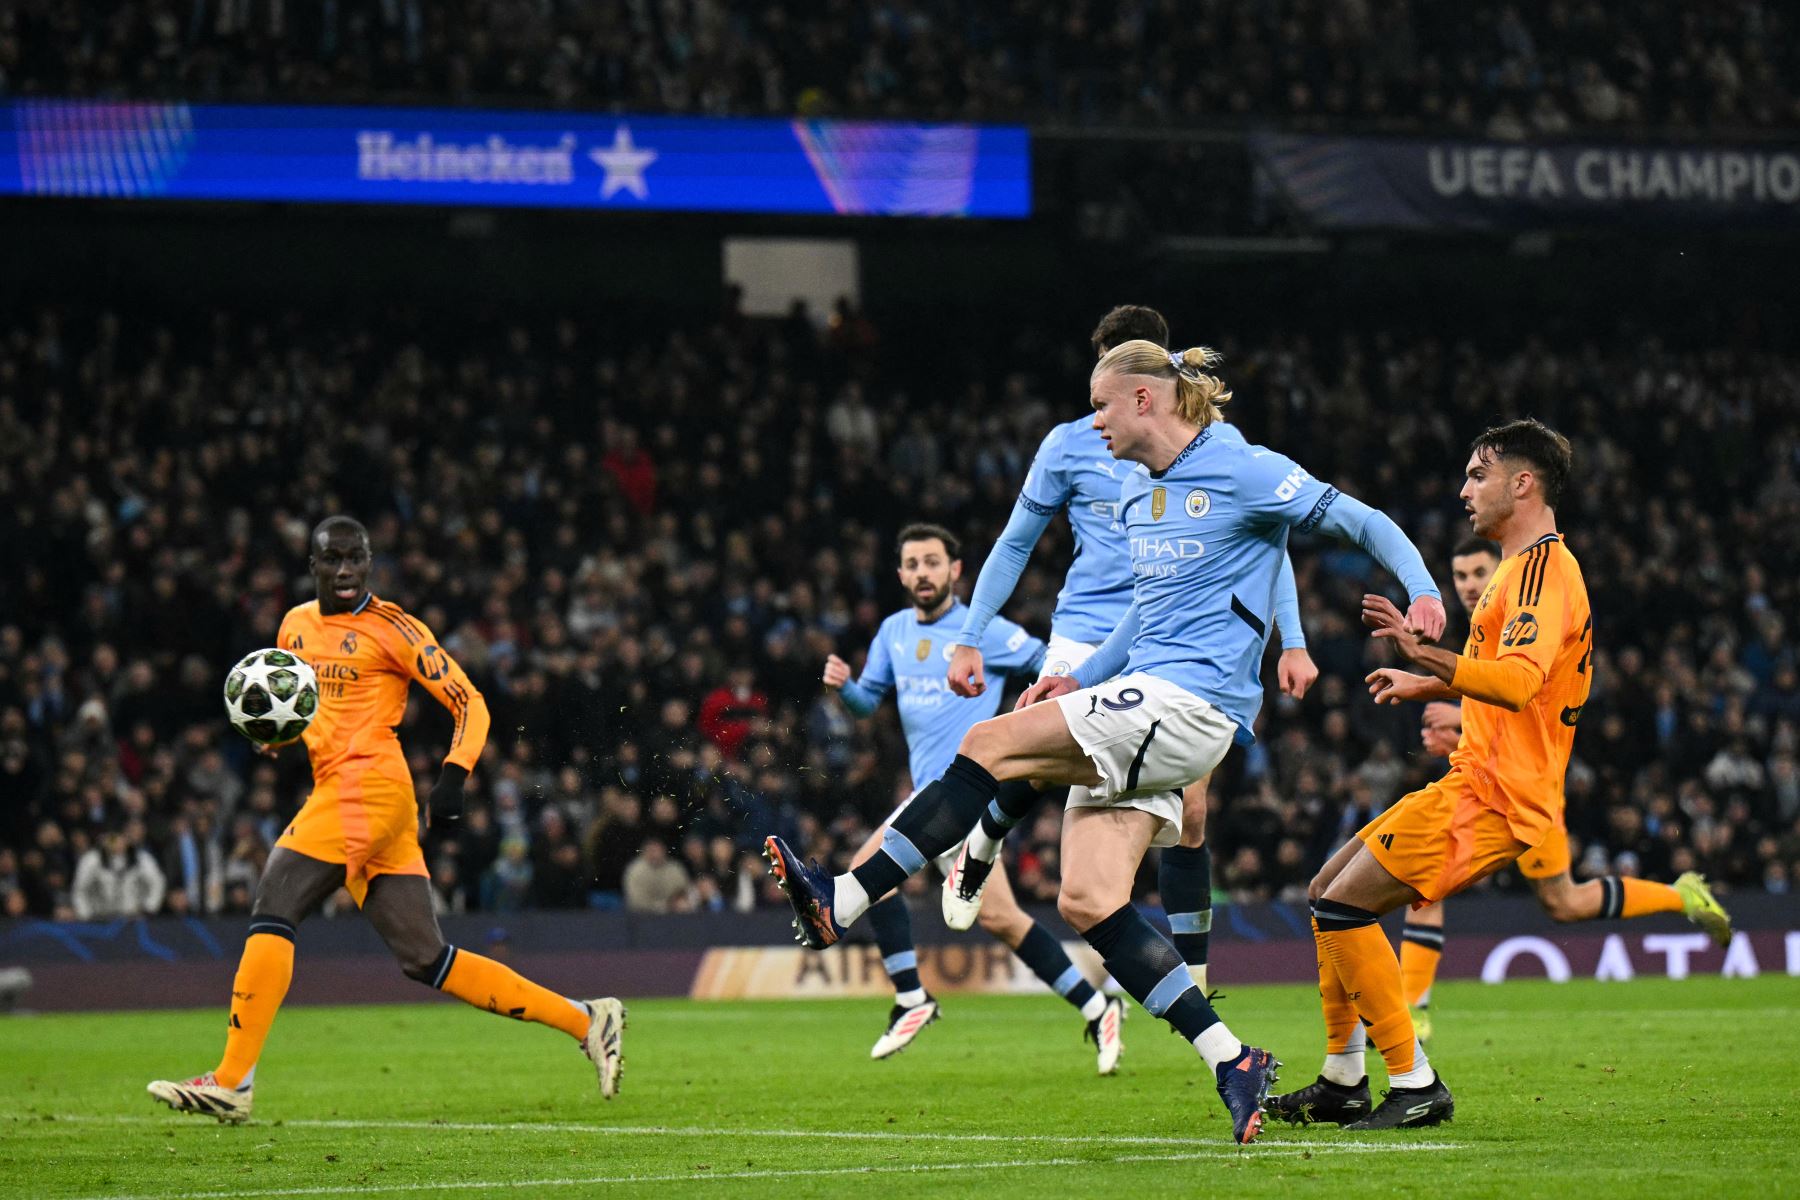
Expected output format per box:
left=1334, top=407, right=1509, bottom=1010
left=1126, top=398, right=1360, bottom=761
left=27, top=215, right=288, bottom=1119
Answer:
left=1092, top=339, right=1232, bottom=428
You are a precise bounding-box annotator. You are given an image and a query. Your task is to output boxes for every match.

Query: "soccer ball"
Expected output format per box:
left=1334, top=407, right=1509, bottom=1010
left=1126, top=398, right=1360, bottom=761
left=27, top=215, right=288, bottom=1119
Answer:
left=223, top=648, right=319, bottom=746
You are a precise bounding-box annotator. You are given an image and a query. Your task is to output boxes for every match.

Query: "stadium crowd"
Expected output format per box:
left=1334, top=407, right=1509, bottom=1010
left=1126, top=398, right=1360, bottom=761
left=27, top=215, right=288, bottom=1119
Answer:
left=1, top=299, right=1797, bottom=923
left=2, top=0, right=1796, bottom=136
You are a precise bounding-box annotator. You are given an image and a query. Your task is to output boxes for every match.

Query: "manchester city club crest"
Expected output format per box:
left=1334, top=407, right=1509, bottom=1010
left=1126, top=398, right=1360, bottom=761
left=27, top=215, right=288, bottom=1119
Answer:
left=1151, top=486, right=1167, bottom=520
left=1185, top=489, right=1211, bottom=518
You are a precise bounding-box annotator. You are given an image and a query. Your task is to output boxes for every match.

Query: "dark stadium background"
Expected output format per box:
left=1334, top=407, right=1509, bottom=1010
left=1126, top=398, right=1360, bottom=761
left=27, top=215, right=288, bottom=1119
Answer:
left=1, top=4, right=1796, bottom=1001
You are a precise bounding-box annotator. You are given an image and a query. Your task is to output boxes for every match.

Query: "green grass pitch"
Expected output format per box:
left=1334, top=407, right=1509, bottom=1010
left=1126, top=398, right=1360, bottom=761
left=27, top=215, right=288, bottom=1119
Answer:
left=2, top=976, right=1794, bottom=1198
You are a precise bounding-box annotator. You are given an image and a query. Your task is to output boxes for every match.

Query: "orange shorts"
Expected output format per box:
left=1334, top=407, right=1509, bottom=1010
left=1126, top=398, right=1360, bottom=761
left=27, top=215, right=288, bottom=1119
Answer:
left=1359, top=778, right=1528, bottom=905
left=275, top=772, right=426, bottom=906
left=1516, top=821, right=1571, bottom=881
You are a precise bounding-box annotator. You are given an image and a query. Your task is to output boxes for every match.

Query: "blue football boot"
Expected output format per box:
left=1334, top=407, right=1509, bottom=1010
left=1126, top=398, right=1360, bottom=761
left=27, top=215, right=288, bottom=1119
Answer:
left=763, top=835, right=846, bottom=949
left=1215, top=1045, right=1278, bottom=1144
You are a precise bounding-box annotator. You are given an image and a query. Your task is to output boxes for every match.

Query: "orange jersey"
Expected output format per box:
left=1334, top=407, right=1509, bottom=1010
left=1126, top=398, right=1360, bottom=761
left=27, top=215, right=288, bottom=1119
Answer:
left=277, top=595, right=489, bottom=786
left=1447, top=533, right=1593, bottom=846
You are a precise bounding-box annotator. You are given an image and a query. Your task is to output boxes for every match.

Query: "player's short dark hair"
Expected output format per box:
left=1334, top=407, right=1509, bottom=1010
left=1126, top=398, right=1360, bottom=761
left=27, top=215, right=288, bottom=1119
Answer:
left=1469, top=419, right=1572, bottom=510
left=896, top=522, right=960, bottom=561
left=1451, top=537, right=1501, bottom=561
left=312, top=515, right=370, bottom=549
left=1090, top=305, right=1169, bottom=356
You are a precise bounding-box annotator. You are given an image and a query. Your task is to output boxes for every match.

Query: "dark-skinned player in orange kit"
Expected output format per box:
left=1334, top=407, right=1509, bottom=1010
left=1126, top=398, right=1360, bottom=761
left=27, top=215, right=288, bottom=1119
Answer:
left=149, top=516, right=625, bottom=1122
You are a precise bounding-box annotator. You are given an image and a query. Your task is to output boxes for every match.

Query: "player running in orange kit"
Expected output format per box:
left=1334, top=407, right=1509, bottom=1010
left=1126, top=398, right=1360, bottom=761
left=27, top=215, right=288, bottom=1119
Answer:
left=1268, top=419, right=1608, bottom=1129
left=148, top=516, right=624, bottom=1122
left=1396, top=540, right=1729, bottom=1044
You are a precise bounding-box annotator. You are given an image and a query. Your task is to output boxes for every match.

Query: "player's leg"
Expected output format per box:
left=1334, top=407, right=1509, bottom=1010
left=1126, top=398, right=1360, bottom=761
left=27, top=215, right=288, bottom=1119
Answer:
left=1524, top=825, right=1730, bottom=944
left=1400, top=900, right=1445, bottom=1044
left=1312, top=846, right=1425, bottom=1076
left=360, top=873, right=626, bottom=1097
left=848, top=822, right=939, bottom=1058
left=148, top=846, right=344, bottom=1120
left=1310, top=844, right=1459, bottom=1129
left=963, top=780, right=1046, bottom=866
left=1267, top=835, right=1380, bottom=1123
left=1267, top=903, right=1375, bottom=1127
left=1159, top=778, right=1213, bottom=991
left=217, top=849, right=344, bottom=1083
left=361, top=873, right=590, bottom=1037
left=766, top=697, right=1099, bottom=947
left=973, top=863, right=1122, bottom=1071
left=1060, top=804, right=1272, bottom=1141
left=946, top=636, right=1096, bottom=927
left=1312, top=784, right=1521, bottom=1128
left=943, top=778, right=1044, bottom=929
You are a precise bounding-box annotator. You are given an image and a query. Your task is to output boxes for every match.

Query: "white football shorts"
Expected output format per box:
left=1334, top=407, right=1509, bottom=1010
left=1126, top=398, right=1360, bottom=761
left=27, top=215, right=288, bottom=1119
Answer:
left=1052, top=673, right=1236, bottom=848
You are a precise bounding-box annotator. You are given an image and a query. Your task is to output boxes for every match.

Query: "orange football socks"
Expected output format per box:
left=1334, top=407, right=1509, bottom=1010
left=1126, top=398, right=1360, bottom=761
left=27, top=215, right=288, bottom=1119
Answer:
left=1314, top=899, right=1431, bottom=1086
left=1400, top=921, right=1445, bottom=1007
left=430, top=946, right=591, bottom=1041
left=1619, top=877, right=1683, bottom=918
left=214, top=917, right=297, bottom=1089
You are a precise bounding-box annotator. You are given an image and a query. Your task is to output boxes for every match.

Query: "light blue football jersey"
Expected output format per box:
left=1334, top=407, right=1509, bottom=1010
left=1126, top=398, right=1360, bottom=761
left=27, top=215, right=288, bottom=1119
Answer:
left=841, top=600, right=1046, bottom=786
left=1107, top=428, right=1435, bottom=742
left=1017, top=418, right=1135, bottom=644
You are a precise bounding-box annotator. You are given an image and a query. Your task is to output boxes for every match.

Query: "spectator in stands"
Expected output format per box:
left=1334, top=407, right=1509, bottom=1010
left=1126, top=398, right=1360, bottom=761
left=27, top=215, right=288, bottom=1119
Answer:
left=71, top=826, right=166, bottom=919
left=6, top=1, right=1798, bottom=137
left=622, top=839, right=694, bottom=914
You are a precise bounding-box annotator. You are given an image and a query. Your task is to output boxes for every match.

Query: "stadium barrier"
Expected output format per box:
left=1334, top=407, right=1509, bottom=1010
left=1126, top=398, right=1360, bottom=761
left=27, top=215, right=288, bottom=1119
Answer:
left=1, top=896, right=1793, bottom=1012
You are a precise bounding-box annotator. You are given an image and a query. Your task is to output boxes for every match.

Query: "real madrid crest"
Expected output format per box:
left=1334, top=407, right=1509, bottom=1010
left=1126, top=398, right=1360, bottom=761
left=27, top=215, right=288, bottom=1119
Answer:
left=916, top=638, right=932, bottom=662
left=1185, top=489, right=1211, bottom=519
left=1151, top=486, right=1167, bottom=520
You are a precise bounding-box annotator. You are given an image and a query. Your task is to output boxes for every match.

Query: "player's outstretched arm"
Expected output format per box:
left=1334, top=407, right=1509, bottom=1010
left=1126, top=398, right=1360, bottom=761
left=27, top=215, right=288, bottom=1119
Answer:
left=1365, top=665, right=1460, bottom=705
left=1243, top=453, right=1444, bottom=640
left=953, top=499, right=1056, bottom=654
left=1309, top=493, right=1445, bottom=640
left=1362, top=594, right=1545, bottom=711
left=955, top=423, right=1070, bottom=665
left=829, top=634, right=893, bottom=717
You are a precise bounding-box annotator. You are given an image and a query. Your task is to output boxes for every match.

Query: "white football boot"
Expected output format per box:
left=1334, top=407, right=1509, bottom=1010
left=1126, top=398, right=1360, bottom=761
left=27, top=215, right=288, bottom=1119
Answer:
left=871, top=995, right=941, bottom=1059
left=1087, top=996, right=1126, bottom=1076
left=581, top=997, right=628, bottom=1099
left=147, top=1072, right=253, bottom=1123
left=940, top=844, right=994, bottom=932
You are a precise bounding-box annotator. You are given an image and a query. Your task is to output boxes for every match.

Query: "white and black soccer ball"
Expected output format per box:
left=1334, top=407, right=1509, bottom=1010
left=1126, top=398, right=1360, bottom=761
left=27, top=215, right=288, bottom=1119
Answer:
left=223, top=648, right=319, bottom=746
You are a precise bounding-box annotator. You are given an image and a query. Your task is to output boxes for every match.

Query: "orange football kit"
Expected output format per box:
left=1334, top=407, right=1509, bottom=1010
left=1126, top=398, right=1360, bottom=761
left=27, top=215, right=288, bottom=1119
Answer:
left=1314, top=534, right=1592, bottom=1083
left=1361, top=534, right=1593, bottom=901
left=202, top=594, right=601, bottom=1099
left=275, top=595, right=489, bottom=903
